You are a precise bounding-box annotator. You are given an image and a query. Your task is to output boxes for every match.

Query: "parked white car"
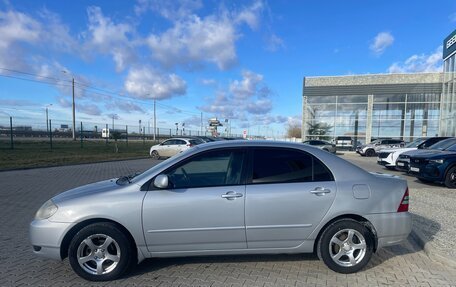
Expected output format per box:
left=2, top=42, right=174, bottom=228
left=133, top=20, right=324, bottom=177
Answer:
left=149, top=137, right=203, bottom=159
left=376, top=137, right=450, bottom=170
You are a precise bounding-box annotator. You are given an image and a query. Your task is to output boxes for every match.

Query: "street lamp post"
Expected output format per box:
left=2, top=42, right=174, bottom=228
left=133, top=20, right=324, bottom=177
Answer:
left=153, top=99, right=156, bottom=141
left=45, top=104, right=52, bottom=133
left=62, top=70, right=76, bottom=141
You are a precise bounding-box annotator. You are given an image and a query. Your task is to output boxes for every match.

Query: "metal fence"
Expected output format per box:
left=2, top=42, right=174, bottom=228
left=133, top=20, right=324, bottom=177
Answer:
left=0, top=116, right=253, bottom=150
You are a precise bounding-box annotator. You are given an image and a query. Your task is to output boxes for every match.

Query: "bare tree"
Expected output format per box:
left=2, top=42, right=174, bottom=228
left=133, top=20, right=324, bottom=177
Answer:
left=286, top=123, right=302, bottom=138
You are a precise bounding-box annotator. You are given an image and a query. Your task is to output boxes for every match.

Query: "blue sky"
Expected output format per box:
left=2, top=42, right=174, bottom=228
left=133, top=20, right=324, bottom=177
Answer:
left=0, top=0, right=455, bottom=137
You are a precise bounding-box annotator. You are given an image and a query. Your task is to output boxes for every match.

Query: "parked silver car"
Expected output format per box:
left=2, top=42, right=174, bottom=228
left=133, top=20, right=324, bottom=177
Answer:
left=357, top=139, right=405, bottom=157
left=149, top=137, right=203, bottom=159
left=303, top=140, right=337, bottom=153
left=30, top=141, right=411, bottom=281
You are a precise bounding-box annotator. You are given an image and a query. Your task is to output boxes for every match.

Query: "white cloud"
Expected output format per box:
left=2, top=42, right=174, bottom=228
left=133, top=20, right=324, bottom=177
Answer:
left=201, top=78, right=216, bottom=86
left=265, top=33, right=284, bottom=52
left=145, top=0, right=269, bottom=71
left=234, top=0, right=264, bottom=30
left=84, top=6, right=136, bottom=72
left=124, top=66, right=187, bottom=100
left=388, top=46, right=443, bottom=73
left=370, top=32, right=394, bottom=55
left=135, top=0, right=202, bottom=19
left=147, top=14, right=238, bottom=70
left=0, top=9, right=41, bottom=71
left=229, top=70, right=263, bottom=99
left=199, top=70, right=273, bottom=123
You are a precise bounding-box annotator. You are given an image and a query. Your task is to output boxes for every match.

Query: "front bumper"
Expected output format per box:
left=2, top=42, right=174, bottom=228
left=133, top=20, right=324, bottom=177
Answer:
left=395, top=160, right=409, bottom=172
left=29, top=219, right=72, bottom=260
left=365, top=212, right=411, bottom=249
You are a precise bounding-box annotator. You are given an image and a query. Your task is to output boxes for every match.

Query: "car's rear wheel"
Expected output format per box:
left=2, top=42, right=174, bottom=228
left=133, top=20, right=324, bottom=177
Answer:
left=444, top=166, right=456, bottom=188
left=151, top=150, right=160, bottom=160
left=318, top=219, right=373, bottom=274
left=365, top=149, right=375, bottom=157
left=68, top=223, right=133, bottom=281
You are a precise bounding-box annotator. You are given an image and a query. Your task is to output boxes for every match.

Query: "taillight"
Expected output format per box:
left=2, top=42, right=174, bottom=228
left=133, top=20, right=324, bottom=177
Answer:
left=397, top=187, right=409, bottom=212
left=187, top=144, right=192, bottom=147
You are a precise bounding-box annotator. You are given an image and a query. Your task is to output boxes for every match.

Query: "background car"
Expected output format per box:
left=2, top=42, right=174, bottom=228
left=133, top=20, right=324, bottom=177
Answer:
left=333, top=136, right=353, bottom=150
left=356, top=139, right=405, bottom=157
left=30, top=141, right=411, bottom=281
left=396, top=138, right=456, bottom=172
left=149, top=137, right=203, bottom=159
left=408, top=139, right=456, bottom=188
left=377, top=137, right=451, bottom=170
left=303, top=140, right=337, bottom=153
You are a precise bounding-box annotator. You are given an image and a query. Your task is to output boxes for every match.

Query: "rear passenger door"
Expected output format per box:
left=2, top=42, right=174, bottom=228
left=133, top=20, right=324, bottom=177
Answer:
left=245, top=147, right=337, bottom=249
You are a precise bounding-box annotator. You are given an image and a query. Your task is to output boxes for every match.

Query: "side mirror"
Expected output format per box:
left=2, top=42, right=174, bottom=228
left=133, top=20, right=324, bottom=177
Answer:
left=153, top=174, right=169, bottom=189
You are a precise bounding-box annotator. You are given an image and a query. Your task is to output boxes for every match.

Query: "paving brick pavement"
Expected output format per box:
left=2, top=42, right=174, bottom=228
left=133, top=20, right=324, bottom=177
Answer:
left=1, top=158, right=456, bottom=287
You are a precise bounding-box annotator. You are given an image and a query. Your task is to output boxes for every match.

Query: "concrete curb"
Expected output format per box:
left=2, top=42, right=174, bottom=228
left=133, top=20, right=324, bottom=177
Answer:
left=411, top=228, right=456, bottom=268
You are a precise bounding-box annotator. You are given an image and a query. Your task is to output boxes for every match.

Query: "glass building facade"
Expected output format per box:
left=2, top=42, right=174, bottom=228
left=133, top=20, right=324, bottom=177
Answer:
left=441, top=29, right=456, bottom=137
left=302, top=73, right=443, bottom=144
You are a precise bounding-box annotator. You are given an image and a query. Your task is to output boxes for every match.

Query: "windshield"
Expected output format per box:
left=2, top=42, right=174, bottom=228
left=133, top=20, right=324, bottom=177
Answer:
left=129, top=147, right=198, bottom=184
left=429, top=138, right=456, bottom=150
left=404, top=138, right=426, bottom=148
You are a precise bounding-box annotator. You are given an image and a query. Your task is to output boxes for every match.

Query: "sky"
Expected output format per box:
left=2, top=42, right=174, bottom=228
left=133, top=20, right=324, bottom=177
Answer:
left=0, top=0, right=455, bottom=137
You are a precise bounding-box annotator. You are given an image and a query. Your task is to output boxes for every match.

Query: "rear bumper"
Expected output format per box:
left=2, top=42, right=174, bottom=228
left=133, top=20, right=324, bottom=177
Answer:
left=365, top=212, right=411, bottom=249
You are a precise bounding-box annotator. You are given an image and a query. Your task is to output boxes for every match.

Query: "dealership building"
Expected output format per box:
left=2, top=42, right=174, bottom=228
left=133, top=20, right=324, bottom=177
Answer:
left=302, top=29, right=456, bottom=143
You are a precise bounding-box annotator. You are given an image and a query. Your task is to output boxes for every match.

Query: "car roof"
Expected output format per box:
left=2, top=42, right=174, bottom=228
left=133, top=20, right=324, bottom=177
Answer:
left=194, top=140, right=309, bottom=151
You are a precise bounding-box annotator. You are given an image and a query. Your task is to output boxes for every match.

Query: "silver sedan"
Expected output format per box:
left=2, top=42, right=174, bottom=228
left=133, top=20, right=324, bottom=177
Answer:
left=303, top=140, right=337, bottom=153
left=30, top=141, right=411, bottom=281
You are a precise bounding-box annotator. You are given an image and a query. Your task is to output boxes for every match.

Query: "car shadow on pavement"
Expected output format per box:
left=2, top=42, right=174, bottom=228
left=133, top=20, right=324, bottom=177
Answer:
left=126, top=253, right=320, bottom=279
left=363, top=212, right=441, bottom=271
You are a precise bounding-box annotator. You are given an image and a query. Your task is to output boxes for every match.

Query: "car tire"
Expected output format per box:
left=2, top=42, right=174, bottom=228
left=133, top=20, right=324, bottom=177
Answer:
left=317, top=219, right=373, bottom=274
left=444, top=166, right=456, bottom=189
left=365, top=149, right=375, bottom=157
left=68, top=222, right=133, bottom=281
left=151, top=150, right=160, bottom=160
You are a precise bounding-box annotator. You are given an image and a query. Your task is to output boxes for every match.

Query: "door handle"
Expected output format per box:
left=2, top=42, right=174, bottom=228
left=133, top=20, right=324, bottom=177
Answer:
left=310, top=187, right=331, bottom=196
left=221, top=191, right=243, bottom=200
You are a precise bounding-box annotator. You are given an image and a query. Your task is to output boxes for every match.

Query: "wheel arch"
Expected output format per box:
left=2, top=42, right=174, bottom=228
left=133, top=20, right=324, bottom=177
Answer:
left=313, top=214, right=378, bottom=254
left=60, top=218, right=138, bottom=261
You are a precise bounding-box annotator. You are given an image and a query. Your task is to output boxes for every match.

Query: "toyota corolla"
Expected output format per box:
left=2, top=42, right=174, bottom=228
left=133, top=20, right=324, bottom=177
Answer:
left=30, top=141, right=411, bottom=281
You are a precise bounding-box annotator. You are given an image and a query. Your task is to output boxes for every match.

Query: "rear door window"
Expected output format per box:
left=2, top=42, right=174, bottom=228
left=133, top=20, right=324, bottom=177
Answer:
left=251, top=148, right=334, bottom=184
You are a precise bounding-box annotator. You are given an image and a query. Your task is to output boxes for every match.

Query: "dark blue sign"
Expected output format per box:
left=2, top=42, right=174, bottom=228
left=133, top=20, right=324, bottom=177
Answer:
left=443, top=29, right=456, bottom=59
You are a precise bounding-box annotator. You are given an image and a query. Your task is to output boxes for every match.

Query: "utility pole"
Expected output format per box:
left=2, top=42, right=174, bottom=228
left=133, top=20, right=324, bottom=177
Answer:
left=72, top=77, right=76, bottom=141
left=153, top=99, right=156, bottom=141
left=45, top=104, right=52, bottom=133
left=200, top=112, right=203, bottom=135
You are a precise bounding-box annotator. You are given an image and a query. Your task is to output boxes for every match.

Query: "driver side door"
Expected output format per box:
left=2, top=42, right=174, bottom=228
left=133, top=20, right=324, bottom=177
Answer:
left=142, top=148, right=247, bottom=253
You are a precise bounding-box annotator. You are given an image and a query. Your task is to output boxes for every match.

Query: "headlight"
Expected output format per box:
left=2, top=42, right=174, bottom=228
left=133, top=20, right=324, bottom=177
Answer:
left=35, top=199, right=58, bottom=220
left=429, top=159, right=444, bottom=164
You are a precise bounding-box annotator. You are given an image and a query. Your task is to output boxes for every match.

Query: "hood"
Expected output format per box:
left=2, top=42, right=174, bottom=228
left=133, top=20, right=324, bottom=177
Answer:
left=413, top=150, right=456, bottom=159
left=378, top=147, right=416, bottom=153
left=52, top=179, right=120, bottom=204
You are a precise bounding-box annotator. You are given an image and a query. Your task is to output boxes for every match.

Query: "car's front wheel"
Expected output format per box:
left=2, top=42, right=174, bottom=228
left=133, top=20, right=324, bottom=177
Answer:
left=365, top=149, right=375, bottom=157
left=68, top=222, right=133, bottom=281
left=444, top=166, right=456, bottom=188
left=318, top=219, right=373, bottom=274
